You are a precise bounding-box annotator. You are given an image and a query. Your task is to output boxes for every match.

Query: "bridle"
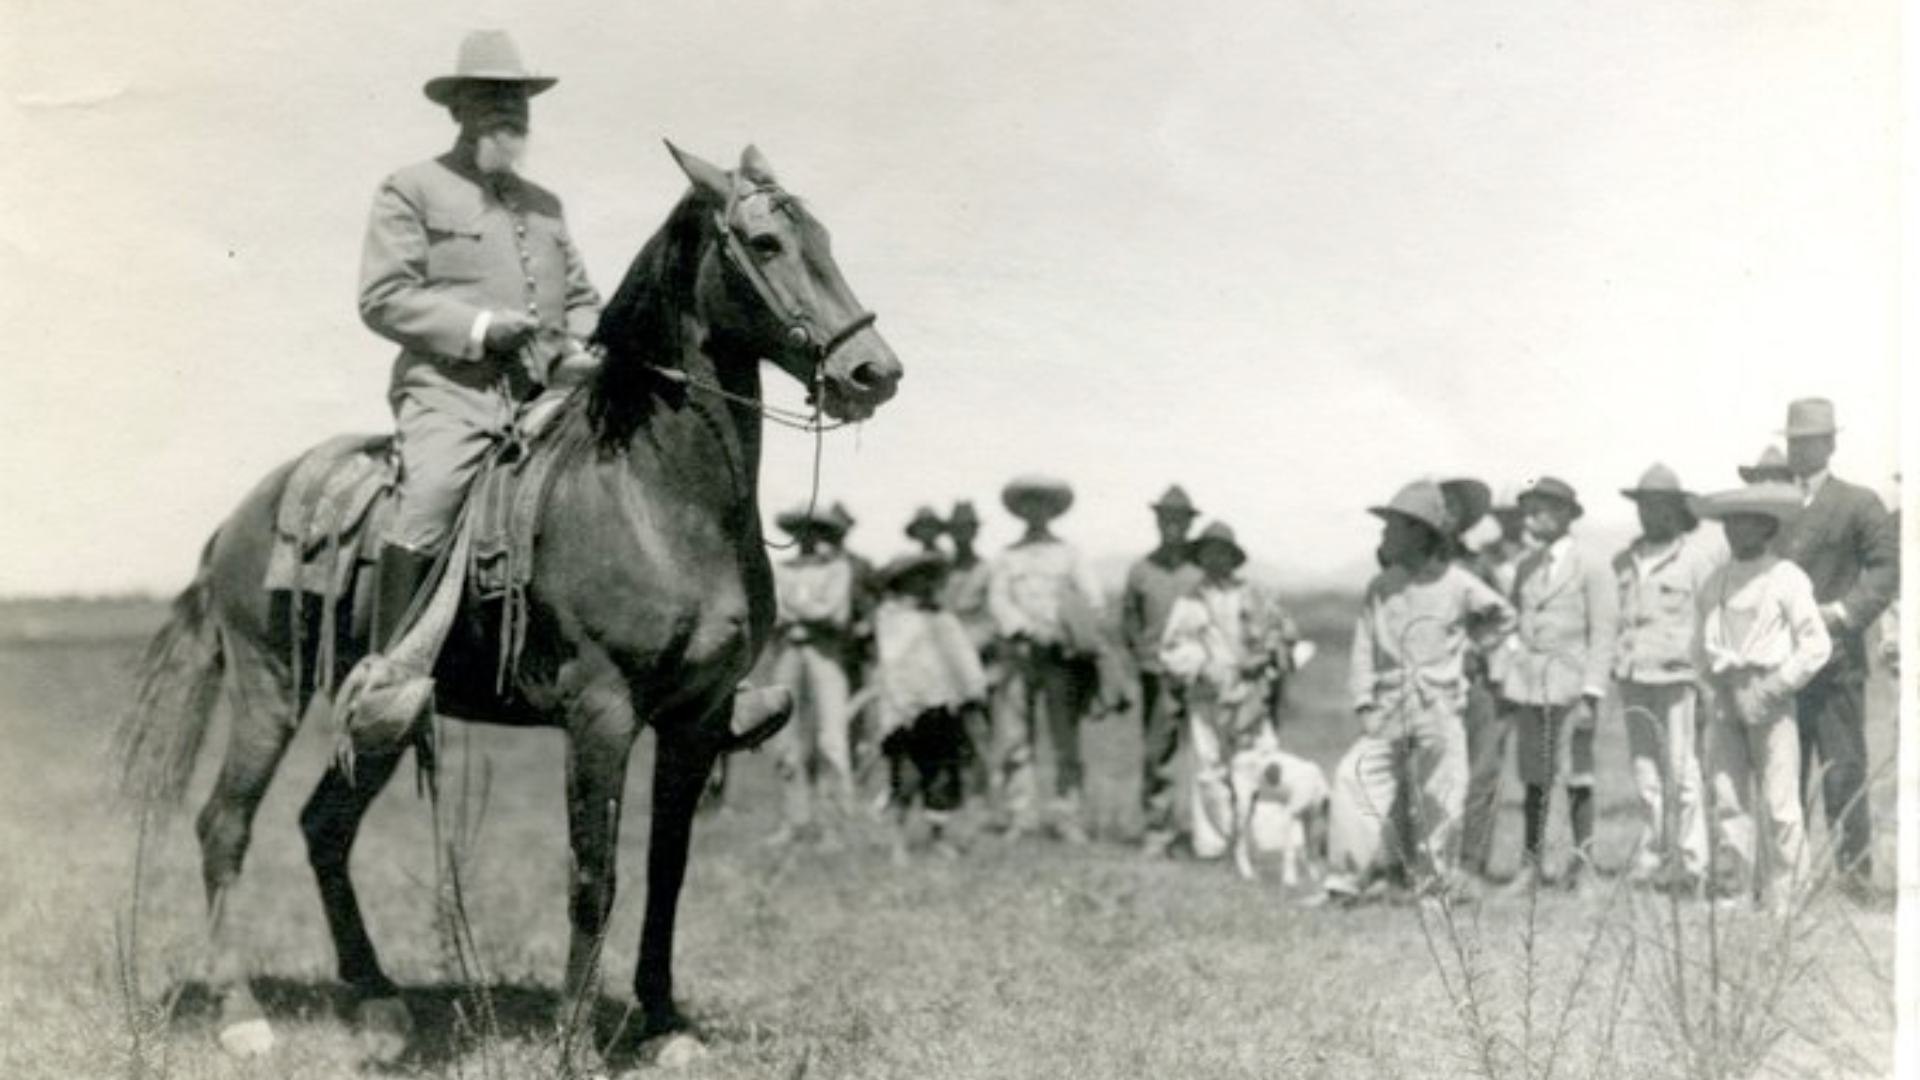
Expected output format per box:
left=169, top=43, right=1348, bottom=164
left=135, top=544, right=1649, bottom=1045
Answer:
left=713, top=186, right=879, bottom=372
left=651, top=182, right=880, bottom=549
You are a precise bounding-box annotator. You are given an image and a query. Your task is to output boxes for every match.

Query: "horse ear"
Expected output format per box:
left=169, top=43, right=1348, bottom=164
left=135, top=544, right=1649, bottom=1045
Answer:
left=665, top=140, right=732, bottom=202
left=739, top=145, right=779, bottom=187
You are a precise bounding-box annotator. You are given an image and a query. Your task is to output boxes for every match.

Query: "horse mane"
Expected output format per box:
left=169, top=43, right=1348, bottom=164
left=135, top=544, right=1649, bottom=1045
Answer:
left=587, top=187, right=720, bottom=446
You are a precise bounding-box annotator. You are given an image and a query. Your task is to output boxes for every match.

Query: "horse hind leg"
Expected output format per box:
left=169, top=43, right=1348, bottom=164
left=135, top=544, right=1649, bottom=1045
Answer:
left=298, top=745, right=413, bottom=1061
left=193, top=630, right=300, bottom=1057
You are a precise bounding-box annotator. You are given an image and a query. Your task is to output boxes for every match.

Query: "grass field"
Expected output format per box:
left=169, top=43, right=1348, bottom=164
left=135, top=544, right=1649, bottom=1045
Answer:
left=0, top=597, right=1897, bottom=1079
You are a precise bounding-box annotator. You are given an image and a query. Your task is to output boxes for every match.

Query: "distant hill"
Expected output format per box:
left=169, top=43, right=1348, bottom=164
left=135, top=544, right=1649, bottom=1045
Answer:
left=0, top=597, right=169, bottom=644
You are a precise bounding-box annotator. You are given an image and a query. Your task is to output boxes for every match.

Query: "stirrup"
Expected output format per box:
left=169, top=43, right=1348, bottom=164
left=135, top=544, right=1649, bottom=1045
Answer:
left=333, top=653, right=435, bottom=779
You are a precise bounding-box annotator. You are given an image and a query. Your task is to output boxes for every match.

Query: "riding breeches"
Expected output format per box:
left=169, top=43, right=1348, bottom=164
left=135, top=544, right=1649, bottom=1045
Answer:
left=385, top=356, right=525, bottom=554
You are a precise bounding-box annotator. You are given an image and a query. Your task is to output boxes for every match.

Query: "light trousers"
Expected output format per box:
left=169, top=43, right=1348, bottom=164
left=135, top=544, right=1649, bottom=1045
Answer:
left=1326, top=703, right=1468, bottom=888
left=1619, top=681, right=1708, bottom=879
left=1705, top=670, right=1807, bottom=901
left=770, top=642, right=854, bottom=828
left=1187, top=688, right=1268, bottom=860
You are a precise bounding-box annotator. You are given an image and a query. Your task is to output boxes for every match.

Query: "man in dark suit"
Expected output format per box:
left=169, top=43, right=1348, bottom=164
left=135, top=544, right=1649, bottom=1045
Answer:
left=1774, top=398, right=1899, bottom=900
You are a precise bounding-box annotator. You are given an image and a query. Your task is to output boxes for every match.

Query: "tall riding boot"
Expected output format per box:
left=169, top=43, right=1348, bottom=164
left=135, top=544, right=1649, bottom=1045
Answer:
left=1565, top=784, right=1596, bottom=892
left=372, top=545, right=437, bottom=653
left=1503, top=784, right=1550, bottom=896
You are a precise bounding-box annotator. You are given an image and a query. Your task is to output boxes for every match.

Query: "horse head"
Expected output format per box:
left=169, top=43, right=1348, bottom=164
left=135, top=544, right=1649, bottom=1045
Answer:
left=667, top=142, right=902, bottom=422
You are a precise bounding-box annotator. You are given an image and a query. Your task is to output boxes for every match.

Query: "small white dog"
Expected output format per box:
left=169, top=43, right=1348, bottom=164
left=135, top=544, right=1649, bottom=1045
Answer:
left=1226, top=726, right=1329, bottom=888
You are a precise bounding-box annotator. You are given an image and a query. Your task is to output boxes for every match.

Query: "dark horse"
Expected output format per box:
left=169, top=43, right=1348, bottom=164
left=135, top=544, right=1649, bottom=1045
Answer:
left=111, top=143, right=901, bottom=1059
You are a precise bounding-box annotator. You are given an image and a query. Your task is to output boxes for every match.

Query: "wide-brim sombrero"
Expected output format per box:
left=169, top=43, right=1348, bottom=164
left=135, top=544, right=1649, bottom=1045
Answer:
left=1001, top=475, right=1074, bottom=520
left=1691, top=483, right=1803, bottom=524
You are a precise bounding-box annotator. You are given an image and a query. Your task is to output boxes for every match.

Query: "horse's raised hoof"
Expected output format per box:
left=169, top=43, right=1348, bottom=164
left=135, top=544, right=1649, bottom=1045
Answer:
left=217, top=1017, right=276, bottom=1058
left=354, top=995, right=414, bottom=1063
left=722, top=685, right=793, bottom=753
left=651, top=1031, right=709, bottom=1069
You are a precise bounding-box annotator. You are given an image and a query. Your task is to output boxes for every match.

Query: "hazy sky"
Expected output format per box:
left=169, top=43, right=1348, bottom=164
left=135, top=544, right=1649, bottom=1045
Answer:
left=3, top=0, right=1905, bottom=595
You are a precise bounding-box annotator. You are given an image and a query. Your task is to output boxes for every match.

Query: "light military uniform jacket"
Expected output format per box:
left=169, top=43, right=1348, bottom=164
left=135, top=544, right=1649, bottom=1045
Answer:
left=360, top=154, right=601, bottom=428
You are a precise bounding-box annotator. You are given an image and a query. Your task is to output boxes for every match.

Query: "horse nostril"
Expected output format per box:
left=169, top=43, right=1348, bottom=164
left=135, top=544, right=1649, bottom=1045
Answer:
left=847, top=357, right=901, bottom=394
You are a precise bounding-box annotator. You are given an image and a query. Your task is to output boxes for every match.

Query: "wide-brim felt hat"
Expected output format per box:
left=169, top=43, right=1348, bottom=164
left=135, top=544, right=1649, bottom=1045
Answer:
left=1620, top=463, right=1695, bottom=501
left=1693, top=483, right=1803, bottom=524
left=1780, top=397, right=1839, bottom=438
left=1001, top=475, right=1074, bottom=520
left=1149, top=484, right=1199, bottom=518
left=1517, top=476, right=1584, bottom=519
left=1438, top=478, right=1491, bottom=537
left=774, top=504, right=848, bottom=540
left=878, top=552, right=948, bottom=593
left=903, top=506, right=946, bottom=542
left=1621, top=463, right=1697, bottom=528
left=1368, top=479, right=1450, bottom=535
left=1186, top=522, right=1247, bottom=568
left=1737, top=444, right=1793, bottom=483
left=424, top=30, right=558, bottom=105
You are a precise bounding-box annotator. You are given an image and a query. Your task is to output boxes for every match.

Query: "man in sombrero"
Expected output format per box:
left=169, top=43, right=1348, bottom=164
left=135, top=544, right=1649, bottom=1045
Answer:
left=1693, top=481, right=1831, bottom=913
left=359, top=30, right=602, bottom=659
left=986, top=475, right=1109, bottom=843
left=1121, top=485, right=1204, bottom=857
left=1610, top=464, right=1722, bottom=894
left=1156, top=521, right=1302, bottom=864
left=764, top=503, right=861, bottom=847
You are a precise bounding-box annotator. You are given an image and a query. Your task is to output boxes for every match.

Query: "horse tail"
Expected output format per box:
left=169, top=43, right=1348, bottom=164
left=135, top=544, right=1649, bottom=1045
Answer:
left=111, top=532, right=227, bottom=815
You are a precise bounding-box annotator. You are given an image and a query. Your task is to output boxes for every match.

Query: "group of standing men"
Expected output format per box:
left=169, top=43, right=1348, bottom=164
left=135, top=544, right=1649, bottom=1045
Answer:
left=759, top=477, right=1132, bottom=852
left=1324, top=396, right=1897, bottom=911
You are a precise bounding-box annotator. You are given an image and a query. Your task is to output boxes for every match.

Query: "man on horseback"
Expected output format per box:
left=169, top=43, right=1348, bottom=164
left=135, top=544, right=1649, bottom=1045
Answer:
left=359, top=29, right=603, bottom=654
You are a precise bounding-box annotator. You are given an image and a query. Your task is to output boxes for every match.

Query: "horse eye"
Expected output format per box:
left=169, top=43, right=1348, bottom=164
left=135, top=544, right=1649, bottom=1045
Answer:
left=748, top=234, right=784, bottom=259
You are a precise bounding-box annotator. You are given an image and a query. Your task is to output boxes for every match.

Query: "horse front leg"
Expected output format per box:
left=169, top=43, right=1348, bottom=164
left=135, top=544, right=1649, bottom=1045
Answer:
left=558, top=686, right=639, bottom=1033
left=633, top=713, right=728, bottom=1041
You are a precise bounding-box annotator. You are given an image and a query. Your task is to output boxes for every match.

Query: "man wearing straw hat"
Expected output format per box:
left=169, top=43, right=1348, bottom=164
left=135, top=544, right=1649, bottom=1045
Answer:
left=1157, top=521, right=1302, bottom=864
left=1317, top=480, right=1514, bottom=905
left=987, top=475, right=1108, bottom=843
left=359, top=30, right=602, bottom=658
left=1497, top=476, right=1618, bottom=895
left=764, top=503, right=861, bottom=847
left=1693, top=482, right=1831, bottom=913
left=1121, top=485, right=1204, bottom=857
left=1610, top=464, right=1723, bottom=894
left=1772, top=398, right=1899, bottom=902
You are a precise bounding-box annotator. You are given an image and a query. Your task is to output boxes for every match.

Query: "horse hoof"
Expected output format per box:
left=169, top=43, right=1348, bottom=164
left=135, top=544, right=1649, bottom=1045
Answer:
left=217, top=1017, right=276, bottom=1058
left=652, top=1032, right=709, bottom=1069
left=354, top=995, right=414, bottom=1063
